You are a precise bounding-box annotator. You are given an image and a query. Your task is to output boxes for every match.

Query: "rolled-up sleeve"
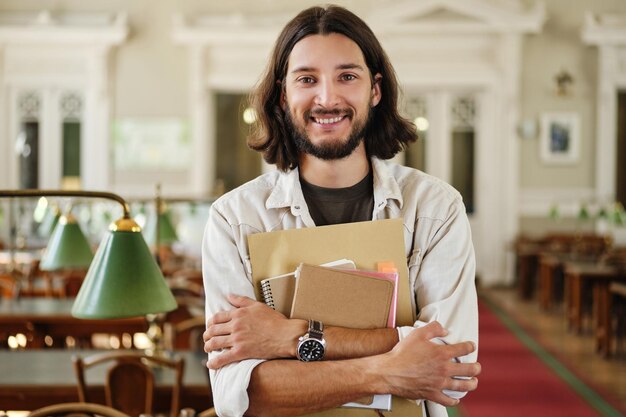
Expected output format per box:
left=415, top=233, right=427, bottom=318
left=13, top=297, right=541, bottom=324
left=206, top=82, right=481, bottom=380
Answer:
left=202, top=204, right=265, bottom=417
left=396, top=197, right=477, bottom=417
left=398, top=197, right=478, bottom=359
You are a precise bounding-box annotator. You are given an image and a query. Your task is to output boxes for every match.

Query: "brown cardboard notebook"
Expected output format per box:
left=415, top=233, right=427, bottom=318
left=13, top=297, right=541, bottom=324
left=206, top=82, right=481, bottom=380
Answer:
left=260, top=260, right=356, bottom=317
left=290, top=263, right=393, bottom=329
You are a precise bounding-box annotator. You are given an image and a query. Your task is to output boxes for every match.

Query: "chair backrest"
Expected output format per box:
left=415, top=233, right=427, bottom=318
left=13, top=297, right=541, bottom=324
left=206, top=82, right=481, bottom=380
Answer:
left=28, top=402, right=131, bottom=417
left=72, top=351, right=185, bottom=417
left=165, top=277, right=205, bottom=325
left=45, top=269, right=87, bottom=298
left=171, top=268, right=203, bottom=286
left=0, top=273, right=17, bottom=298
left=164, top=316, right=206, bottom=351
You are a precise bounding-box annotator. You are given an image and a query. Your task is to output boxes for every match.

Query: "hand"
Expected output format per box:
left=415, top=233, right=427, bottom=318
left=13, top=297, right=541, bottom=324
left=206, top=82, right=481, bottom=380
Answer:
left=203, top=294, right=307, bottom=369
left=373, top=321, right=480, bottom=406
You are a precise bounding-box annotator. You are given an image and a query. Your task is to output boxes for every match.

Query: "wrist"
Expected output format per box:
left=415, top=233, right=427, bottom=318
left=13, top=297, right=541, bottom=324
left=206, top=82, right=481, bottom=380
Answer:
left=364, top=353, right=391, bottom=395
left=285, top=319, right=308, bottom=357
left=359, top=355, right=389, bottom=395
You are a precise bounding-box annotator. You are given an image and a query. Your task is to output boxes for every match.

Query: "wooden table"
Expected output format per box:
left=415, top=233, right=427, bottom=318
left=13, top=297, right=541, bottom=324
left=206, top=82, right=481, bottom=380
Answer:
left=597, top=280, right=626, bottom=357
left=562, top=261, right=621, bottom=334
left=0, top=298, right=147, bottom=348
left=515, top=241, right=543, bottom=300
left=0, top=349, right=212, bottom=411
left=538, top=252, right=567, bottom=310
left=609, top=282, right=626, bottom=354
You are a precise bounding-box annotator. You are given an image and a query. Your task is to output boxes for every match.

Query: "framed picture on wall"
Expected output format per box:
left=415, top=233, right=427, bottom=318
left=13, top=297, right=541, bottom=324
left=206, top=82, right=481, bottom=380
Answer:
left=540, top=112, right=580, bottom=164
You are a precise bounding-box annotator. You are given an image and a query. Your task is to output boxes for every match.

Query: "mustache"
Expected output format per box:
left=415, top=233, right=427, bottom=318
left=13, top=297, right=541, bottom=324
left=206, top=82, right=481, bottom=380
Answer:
left=305, top=108, right=354, bottom=118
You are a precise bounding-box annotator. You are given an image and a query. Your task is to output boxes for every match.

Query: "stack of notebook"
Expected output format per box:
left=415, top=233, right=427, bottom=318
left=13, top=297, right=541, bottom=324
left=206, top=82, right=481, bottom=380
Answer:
left=260, top=260, right=398, bottom=411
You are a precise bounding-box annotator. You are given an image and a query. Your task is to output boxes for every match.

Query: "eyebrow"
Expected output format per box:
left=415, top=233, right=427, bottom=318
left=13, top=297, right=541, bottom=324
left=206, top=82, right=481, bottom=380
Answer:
left=290, top=63, right=366, bottom=74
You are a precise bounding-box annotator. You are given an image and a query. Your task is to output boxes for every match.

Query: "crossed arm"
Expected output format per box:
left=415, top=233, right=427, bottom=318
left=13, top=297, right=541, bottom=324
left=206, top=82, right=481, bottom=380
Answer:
left=203, top=294, right=480, bottom=417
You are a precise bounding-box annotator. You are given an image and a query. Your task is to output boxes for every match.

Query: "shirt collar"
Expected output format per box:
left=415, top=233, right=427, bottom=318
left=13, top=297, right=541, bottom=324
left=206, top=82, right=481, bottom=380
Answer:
left=266, top=166, right=304, bottom=210
left=371, top=157, right=404, bottom=211
left=265, top=157, right=404, bottom=210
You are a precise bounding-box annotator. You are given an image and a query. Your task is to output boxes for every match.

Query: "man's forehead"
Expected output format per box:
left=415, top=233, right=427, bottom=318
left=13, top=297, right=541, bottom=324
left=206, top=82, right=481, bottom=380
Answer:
left=287, top=33, right=367, bottom=73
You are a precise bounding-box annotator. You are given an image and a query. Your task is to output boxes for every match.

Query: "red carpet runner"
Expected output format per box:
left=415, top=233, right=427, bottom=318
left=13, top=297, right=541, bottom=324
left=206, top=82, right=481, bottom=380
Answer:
left=455, top=301, right=624, bottom=417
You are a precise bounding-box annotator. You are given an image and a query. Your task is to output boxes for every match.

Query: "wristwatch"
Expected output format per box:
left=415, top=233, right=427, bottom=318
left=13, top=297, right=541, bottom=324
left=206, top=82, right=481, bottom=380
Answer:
left=296, top=319, right=326, bottom=362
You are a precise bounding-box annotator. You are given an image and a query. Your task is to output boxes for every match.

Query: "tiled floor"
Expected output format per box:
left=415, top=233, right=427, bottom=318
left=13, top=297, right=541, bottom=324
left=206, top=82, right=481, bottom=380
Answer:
left=481, top=286, right=626, bottom=412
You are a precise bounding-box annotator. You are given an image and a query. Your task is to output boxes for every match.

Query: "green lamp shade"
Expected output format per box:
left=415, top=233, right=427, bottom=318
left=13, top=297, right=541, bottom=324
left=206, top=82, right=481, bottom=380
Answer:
left=38, top=207, right=61, bottom=238
left=40, top=215, right=94, bottom=271
left=143, top=211, right=179, bottom=246
left=72, top=219, right=177, bottom=319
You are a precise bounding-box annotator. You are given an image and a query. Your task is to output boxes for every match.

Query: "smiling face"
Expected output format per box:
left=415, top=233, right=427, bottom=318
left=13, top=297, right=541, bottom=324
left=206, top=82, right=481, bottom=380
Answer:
left=282, top=33, right=382, bottom=161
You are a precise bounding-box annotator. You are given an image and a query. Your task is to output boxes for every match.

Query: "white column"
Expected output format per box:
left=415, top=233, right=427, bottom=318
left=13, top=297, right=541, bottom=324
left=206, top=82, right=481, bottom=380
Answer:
left=0, top=46, right=7, bottom=188
left=426, top=92, right=452, bottom=183
left=40, top=88, right=62, bottom=189
left=500, top=34, right=522, bottom=285
left=189, top=45, right=213, bottom=196
left=83, top=46, right=111, bottom=190
left=595, top=45, right=617, bottom=204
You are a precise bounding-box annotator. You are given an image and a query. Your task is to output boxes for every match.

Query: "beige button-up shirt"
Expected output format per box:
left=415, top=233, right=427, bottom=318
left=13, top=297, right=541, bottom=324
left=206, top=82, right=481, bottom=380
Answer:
left=202, top=157, right=478, bottom=417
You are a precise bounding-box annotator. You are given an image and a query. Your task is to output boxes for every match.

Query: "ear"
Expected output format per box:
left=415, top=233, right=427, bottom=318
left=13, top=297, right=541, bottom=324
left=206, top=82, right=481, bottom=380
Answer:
left=370, top=73, right=382, bottom=108
left=277, top=80, right=286, bottom=110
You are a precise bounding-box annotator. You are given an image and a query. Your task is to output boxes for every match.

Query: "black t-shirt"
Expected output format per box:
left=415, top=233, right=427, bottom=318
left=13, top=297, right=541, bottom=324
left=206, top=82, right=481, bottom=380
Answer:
left=300, top=169, right=374, bottom=226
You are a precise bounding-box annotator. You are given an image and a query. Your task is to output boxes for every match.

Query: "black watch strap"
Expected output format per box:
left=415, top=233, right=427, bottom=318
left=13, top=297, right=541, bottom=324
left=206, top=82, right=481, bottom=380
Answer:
left=308, top=319, right=324, bottom=340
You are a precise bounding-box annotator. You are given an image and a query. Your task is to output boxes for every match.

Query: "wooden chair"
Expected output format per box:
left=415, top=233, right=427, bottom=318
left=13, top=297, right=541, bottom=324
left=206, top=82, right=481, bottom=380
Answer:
left=165, top=277, right=205, bottom=325
left=0, top=272, right=17, bottom=298
left=28, top=402, right=131, bottom=417
left=44, top=269, right=87, bottom=298
left=171, top=268, right=203, bottom=287
left=164, top=316, right=206, bottom=351
left=196, top=408, right=217, bottom=417
left=178, top=408, right=216, bottom=417
left=72, top=351, right=185, bottom=417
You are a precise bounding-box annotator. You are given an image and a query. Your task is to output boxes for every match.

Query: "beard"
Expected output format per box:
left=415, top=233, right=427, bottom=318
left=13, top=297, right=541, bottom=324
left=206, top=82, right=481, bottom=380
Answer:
left=285, top=106, right=373, bottom=160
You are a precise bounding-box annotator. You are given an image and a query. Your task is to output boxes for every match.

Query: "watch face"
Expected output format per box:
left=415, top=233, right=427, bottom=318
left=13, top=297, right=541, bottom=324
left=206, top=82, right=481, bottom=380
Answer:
left=298, top=339, right=324, bottom=362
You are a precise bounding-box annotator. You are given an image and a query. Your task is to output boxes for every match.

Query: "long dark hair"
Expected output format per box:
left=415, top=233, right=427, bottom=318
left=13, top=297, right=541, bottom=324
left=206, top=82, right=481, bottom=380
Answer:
left=248, top=5, right=417, bottom=171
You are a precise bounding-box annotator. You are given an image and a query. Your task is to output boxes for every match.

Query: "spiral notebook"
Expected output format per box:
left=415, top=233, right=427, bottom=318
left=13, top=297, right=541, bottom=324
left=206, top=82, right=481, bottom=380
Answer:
left=260, top=259, right=355, bottom=317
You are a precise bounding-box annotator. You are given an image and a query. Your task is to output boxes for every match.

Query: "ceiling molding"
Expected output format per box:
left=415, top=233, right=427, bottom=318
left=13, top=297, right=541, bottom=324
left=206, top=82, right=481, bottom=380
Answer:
left=0, top=10, right=128, bottom=45
left=369, top=0, right=546, bottom=34
left=582, top=12, right=626, bottom=46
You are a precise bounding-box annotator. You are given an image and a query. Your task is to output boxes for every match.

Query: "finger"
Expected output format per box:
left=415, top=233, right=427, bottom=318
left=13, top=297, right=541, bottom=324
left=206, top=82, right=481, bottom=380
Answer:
left=208, top=349, right=239, bottom=369
left=428, top=391, right=460, bottom=407
left=205, top=335, right=233, bottom=352
left=444, top=341, right=477, bottom=359
left=208, top=310, right=233, bottom=325
left=409, top=321, right=448, bottom=341
left=449, top=361, right=481, bottom=378
left=227, top=293, right=257, bottom=308
left=205, top=322, right=232, bottom=340
left=446, top=376, right=478, bottom=393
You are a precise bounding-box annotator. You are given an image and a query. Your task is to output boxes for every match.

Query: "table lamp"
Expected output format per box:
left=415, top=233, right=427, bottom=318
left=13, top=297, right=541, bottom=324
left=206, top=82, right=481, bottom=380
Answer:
left=38, top=204, right=61, bottom=239
left=0, top=190, right=177, bottom=323
left=142, top=184, right=179, bottom=269
left=143, top=184, right=179, bottom=247
left=39, top=211, right=93, bottom=271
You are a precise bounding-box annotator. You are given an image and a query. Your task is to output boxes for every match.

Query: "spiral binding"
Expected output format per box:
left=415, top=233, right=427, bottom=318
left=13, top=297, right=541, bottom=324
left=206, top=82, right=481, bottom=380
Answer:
left=260, top=280, right=276, bottom=309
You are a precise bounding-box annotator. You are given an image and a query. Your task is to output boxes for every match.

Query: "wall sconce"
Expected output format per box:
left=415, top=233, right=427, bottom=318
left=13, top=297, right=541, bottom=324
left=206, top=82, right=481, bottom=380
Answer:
left=554, top=69, right=574, bottom=97
left=517, top=118, right=538, bottom=140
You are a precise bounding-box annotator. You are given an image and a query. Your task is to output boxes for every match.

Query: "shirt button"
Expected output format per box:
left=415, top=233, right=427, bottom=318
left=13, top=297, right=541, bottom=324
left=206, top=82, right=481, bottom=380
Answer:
left=294, top=205, right=300, bottom=210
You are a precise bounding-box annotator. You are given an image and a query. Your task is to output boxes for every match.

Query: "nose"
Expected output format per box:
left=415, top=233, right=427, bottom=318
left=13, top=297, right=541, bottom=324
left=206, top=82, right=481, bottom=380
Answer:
left=314, top=79, right=340, bottom=108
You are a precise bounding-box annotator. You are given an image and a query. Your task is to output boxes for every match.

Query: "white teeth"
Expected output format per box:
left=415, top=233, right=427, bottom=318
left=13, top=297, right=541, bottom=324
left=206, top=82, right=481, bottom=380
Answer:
left=315, top=116, right=343, bottom=124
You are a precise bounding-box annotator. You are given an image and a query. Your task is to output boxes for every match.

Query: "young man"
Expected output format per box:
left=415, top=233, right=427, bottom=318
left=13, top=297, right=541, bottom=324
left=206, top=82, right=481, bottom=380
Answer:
left=202, top=5, right=480, bottom=417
